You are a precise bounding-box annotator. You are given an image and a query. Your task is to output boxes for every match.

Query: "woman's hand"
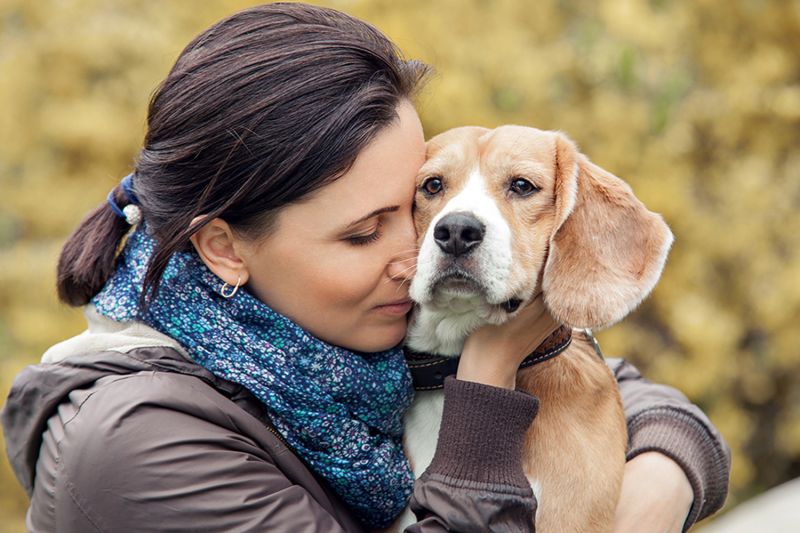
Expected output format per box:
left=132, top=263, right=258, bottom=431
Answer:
left=457, top=293, right=560, bottom=390
left=614, top=452, right=694, bottom=533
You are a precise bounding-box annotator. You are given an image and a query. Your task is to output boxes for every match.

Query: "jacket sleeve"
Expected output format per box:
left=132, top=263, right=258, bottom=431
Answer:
left=407, top=377, right=539, bottom=533
left=608, top=357, right=732, bottom=530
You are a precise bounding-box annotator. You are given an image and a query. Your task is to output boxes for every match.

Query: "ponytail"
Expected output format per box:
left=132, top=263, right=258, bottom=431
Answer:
left=56, top=185, right=134, bottom=306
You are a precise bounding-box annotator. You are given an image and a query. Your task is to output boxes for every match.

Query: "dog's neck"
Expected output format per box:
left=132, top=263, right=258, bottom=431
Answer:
left=405, top=325, right=573, bottom=391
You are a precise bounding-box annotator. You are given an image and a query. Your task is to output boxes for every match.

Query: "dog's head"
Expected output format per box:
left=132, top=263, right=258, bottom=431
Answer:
left=409, top=125, right=673, bottom=329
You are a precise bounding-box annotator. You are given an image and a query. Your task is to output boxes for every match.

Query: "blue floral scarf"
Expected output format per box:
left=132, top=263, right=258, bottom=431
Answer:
left=92, top=223, right=415, bottom=528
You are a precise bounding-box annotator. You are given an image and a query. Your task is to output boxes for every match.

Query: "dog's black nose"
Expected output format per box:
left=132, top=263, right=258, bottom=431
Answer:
left=433, top=212, right=485, bottom=256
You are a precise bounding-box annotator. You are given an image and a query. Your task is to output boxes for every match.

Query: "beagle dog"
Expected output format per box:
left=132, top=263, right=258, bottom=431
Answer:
left=398, top=126, right=674, bottom=532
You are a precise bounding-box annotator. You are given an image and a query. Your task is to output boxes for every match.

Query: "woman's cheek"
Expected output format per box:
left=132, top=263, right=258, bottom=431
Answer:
left=319, top=252, right=382, bottom=307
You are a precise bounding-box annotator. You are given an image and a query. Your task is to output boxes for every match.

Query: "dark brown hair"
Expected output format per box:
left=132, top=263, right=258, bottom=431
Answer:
left=57, top=2, right=430, bottom=308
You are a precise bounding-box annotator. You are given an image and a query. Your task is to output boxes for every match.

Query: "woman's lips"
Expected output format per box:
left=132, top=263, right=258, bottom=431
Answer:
left=374, top=299, right=413, bottom=316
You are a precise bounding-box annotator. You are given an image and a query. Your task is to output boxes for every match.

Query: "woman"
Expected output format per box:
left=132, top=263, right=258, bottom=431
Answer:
left=1, top=3, right=729, bottom=532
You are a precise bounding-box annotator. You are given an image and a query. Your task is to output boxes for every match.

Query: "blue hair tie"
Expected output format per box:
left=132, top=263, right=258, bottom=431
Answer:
left=107, top=174, right=142, bottom=225
left=121, top=173, right=139, bottom=204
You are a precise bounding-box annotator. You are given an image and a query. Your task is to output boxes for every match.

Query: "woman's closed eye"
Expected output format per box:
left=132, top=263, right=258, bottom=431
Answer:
left=347, top=222, right=383, bottom=246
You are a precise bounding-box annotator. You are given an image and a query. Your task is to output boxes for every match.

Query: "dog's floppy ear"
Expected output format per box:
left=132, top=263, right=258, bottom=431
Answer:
left=542, top=133, right=674, bottom=329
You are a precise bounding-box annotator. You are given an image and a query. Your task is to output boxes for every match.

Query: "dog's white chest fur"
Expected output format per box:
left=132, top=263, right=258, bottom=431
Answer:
left=392, top=391, right=446, bottom=530
left=405, top=295, right=511, bottom=356
left=403, top=390, right=445, bottom=479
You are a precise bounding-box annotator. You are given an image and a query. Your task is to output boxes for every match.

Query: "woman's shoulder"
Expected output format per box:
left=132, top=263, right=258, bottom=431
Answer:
left=26, top=348, right=331, bottom=532
left=28, top=304, right=262, bottom=435
left=2, top=326, right=278, bottom=497
left=48, top=342, right=276, bottom=452
left=56, top=361, right=270, bottom=462
left=67, top=361, right=245, bottom=427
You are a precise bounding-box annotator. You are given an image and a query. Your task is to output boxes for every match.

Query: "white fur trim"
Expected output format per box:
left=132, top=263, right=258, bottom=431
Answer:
left=41, top=305, right=188, bottom=364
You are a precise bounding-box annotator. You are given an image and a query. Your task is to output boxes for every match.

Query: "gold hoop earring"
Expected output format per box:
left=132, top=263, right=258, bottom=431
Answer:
left=220, top=276, right=242, bottom=299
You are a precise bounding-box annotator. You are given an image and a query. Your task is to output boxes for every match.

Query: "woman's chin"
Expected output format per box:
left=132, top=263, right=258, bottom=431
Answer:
left=348, top=323, right=408, bottom=354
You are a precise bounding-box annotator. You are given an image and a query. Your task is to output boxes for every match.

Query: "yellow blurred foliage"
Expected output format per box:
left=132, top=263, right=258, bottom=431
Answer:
left=1, top=0, right=798, bottom=529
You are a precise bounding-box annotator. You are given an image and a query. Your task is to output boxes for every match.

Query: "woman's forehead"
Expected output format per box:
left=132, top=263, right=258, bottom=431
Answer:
left=280, top=103, right=425, bottom=229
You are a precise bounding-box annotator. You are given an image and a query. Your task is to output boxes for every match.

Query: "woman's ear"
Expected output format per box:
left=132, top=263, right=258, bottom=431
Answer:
left=189, top=217, right=251, bottom=286
left=542, top=133, right=674, bottom=329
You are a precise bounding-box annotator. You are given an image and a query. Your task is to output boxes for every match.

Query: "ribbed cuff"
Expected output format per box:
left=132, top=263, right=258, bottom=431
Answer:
left=627, top=407, right=730, bottom=531
left=426, top=376, right=539, bottom=489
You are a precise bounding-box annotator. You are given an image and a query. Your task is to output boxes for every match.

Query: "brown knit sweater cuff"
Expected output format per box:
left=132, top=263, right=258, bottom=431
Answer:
left=627, top=407, right=730, bottom=531
left=425, top=376, right=539, bottom=489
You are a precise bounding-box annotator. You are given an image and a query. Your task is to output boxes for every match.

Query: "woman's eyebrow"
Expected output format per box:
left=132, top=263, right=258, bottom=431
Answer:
left=343, top=205, right=399, bottom=231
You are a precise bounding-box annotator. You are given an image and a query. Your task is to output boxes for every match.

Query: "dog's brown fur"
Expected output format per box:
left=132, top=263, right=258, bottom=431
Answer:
left=410, top=125, right=673, bottom=531
left=516, top=341, right=626, bottom=532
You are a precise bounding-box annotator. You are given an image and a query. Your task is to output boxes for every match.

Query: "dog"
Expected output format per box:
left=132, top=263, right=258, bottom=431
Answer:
left=395, top=125, right=674, bottom=532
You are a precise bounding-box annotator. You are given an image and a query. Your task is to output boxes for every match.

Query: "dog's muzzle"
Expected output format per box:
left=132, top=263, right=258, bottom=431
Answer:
left=433, top=212, right=485, bottom=257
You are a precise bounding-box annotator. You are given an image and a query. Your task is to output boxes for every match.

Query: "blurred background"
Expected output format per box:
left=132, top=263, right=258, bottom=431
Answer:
left=1, top=0, right=798, bottom=531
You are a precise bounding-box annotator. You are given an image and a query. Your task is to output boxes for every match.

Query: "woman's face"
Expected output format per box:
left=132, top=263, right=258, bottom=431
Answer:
left=238, top=100, right=425, bottom=352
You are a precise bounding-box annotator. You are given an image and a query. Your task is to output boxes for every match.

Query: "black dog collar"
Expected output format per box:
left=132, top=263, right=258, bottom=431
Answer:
left=406, top=325, right=573, bottom=391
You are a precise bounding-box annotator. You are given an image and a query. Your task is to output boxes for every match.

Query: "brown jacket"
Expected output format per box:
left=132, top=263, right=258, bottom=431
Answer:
left=1, top=307, right=730, bottom=532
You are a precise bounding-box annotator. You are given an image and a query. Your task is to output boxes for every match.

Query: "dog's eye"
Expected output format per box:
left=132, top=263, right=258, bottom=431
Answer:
left=509, top=178, right=539, bottom=197
left=421, top=177, right=444, bottom=196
